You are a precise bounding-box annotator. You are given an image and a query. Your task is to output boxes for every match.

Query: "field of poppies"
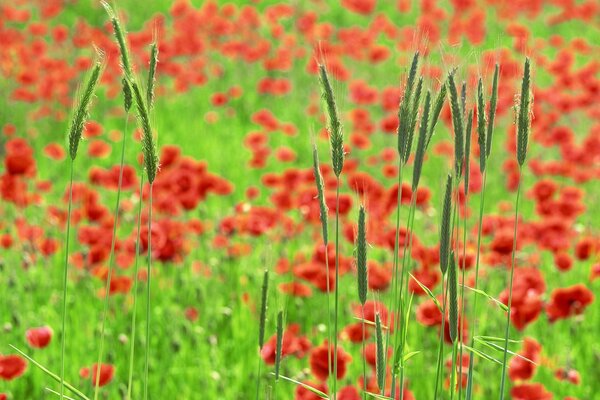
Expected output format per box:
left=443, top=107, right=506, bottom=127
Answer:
left=1, top=0, right=599, bottom=399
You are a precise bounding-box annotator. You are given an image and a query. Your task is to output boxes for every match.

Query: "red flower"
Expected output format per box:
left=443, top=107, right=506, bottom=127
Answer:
left=509, top=338, right=541, bottom=381
left=260, top=324, right=311, bottom=365
left=0, top=355, right=28, bottom=380
left=546, top=284, right=594, bottom=322
left=341, top=0, right=376, bottom=15
left=555, top=367, right=581, bottom=385
left=510, top=383, right=553, bottom=400
left=338, top=385, right=361, bottom=400
left=26, top=326, right=53, bottom=349
left=295, top=380, right=328, bottom=400
left=309, top=341, right=352, bottom=381
left=416, top=298, right=443, bottom=327
left=79, top=363, right=114, bottom=387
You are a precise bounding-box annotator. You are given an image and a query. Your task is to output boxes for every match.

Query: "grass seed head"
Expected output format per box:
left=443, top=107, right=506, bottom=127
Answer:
left=476, top=77, right=487, bottom=173
left=274, top=311, right=284, bottom=381
left=517, top=58, right=531, bottom=167
left=312, top=144, right=329, bottom=245
left=67, top=59, right=103, bottom=160
left=375, top=312, right=385, bottom=391
left=318, top=64, right=344, bottom=177
left=448, top=252, right=458, bottom=343
left=404, top=76, right=424, bottom=163
left=122, top=78, right=132, bottom=112
left=130, top=80, right=159, bottom=183
left=427, top=82, right=446, bottom=148
left=439, top=174, right=453, bottom=275
left=397, top=51, right=420, bottom=160
left=258, top=269, right=269, bottom=349
left=464, top=109, right=474, bottom=194
left=102, top=1, right=133, bottom=78
left=412, top=91, right=431, bottom=191
left=147, top=42, right=158, bottom=110
left=486, top=63, right=500, bottom=158
left=447, top=71, right=464, bottom=177
left=357, top=205, right=368, bottom=305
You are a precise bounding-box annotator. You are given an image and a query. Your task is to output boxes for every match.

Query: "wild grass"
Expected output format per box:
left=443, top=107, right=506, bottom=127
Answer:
left=499, top=57, right=531, bottom=400
left=318, top=63, right=344, bottom=400
left=62, top=57, right=103, bottom=400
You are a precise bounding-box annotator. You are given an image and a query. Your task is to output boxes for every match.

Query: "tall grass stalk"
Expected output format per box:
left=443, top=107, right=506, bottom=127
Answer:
left=143, top=185, right=153, bottom=400
left=126, top=175, right=145, bottom=400
left=61, top=59, right=103, bottom=400
left=466, top=65, right=499, bottom=400
left=457, top=109, right=473, bottom=400
left=60, top=162, right=75, bottom=400
left=93, top=114, right=129, bottom=400
left=499, top=58, right=531, bottom=400
left=256, top=269, right=269, bottom=400
left=318, top=63, right=344, bottom=399
left=385, top=51, right=420, bottom=392
left=356, top=205, right=368, bottom=398
left=433, top=174, right=453, bottom=399
left=312, top=142, right=333, bottom=392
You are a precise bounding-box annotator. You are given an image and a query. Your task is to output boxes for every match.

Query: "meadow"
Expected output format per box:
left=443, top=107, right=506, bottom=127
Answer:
left=0, top=0, right=599, bottom=399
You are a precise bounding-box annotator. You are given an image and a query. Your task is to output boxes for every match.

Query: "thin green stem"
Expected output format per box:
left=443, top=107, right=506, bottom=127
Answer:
left=127, top=174, right=145, bottom=400
left=60, top=160, right=75, bottom=400
left=450, top=340, right=458, bottom=400
left=255, top=354, right=263, bottom=400
left=433, top=277, right=448, bottom=400
left=396, top=194, right=417, bottom=400
left=383, top=162, right=404, bottom=389
left=361, top=307, right=367, bottom=400
left=333, top=179, right=340, bottom=400
left=458, top=190, right=469, bottom=400
left=93, top=115, right=129, bottom=400
left=499, top=168, right=522, bottom=399
left=325, top=241, right=333, bottom=395
left=143, top=184, right=153, bottom=400
left=465, top=170, right=488, bottom=400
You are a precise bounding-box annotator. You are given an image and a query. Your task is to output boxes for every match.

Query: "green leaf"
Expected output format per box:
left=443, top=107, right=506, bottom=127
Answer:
left=474, top=338, right=537, bottom=365
left=45, top=388, right=77, bottom=400
left=9, top=345, right=90, bottom=400
left=272, top=374, right=329, bottom=399
left=475, top=335, right=522, bottom=344
left=365, top=392, right=394, bottom=400
left=461, top=284, right=509, bottom=311
left=462, top=344, right=502, bottom=365
left=409, top=273, right=442, bottom=312
left=403, top=351, right=421, bottom=362
left=352, top=316, right=389, bottom=331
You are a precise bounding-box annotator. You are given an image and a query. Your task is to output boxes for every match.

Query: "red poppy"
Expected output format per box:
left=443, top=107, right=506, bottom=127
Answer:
left=509, top=337, right=541, bottom=381
left=555, top=367, right=580, bottom=385
left=260, top=324, right=311, bottom=365
left=0, top=355, right=28, bottom=380
left=510, top=383, right=553, bottom=400
left=26, top=326, right=53, bottom=349
left=295, top=381, right=328, bottom=400
left=79, top=363, right=114, bottom=387
left=546, top=284, right=594, bottom=322
left=309, top=341, right=352, bottom=381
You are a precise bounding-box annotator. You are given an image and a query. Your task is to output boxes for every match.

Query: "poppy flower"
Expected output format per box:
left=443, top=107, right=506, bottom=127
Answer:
left=261, top=324, right=311, bottom=365
left=26, top=326, right=53, bottom=349
left=510, top=383, right=553, bottom=400
left=295, top=381, right=328, bottom=400
left=309, top=341, right=352, bottom=381
left=79, top=363, right=114, bottom=387
left=0, top=355, right=28, bottom=380
left=555, top=367, right=581, bottom=385
left=509, top=338, right=541, bottom=381
left=546, top=284, right=594, bottom=322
